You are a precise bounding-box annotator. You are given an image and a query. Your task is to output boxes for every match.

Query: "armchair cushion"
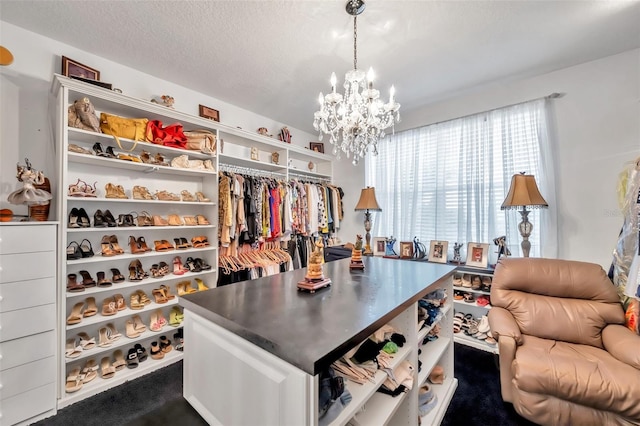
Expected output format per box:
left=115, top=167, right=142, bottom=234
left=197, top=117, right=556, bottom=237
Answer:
left=487, top=306, right=522, bottom=345
left=491, top=258, right=624, bottom=348
left=602, top=324, right=640, bottom=369
left=513, top=334, right=640, bottom=421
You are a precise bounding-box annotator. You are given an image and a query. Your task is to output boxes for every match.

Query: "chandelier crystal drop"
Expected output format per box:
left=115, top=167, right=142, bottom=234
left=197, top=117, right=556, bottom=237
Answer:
left=313, top=0, right=400, bottom=166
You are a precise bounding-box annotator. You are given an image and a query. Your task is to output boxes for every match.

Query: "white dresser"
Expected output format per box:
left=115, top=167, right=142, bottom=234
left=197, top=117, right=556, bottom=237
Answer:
left=0, top=222, right=57, bottom=425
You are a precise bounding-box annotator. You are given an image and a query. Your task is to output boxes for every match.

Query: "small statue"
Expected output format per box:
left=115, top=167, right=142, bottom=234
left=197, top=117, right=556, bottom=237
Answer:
left=151, top=95, right=175, bottom=109
left=350, top=235, right=364, bottom=270
left=413, top=236, right=427, bottom=259
left=494, top=236, right=511, bottom=260
left=7, top=158, right=52, bottom=206
left=305, top=239, right=325, bottom=280
left=354, top=234, right=363, bottom=251
left=385, top=236, right=398, bottom=256
left=453, top=242, right=463, bottom=263
left=279, top=126, right=292, bottom=143
left=257, top=127, right=272, bottom=137
left=272, top=152, right=280, bottom=165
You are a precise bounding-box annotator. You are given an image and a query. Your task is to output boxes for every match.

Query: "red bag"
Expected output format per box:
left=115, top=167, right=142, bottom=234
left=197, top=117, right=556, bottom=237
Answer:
left=146, top=120, right=188, bottom=149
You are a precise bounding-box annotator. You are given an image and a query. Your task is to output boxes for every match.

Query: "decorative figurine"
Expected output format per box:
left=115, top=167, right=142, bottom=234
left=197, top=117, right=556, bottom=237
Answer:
left=257, top=127, right=272, bottom=137
left=279, top=126, right=292, bottom=143
left=298, top=239, right=331, bottom=292
left=413, top=236, right=427, bottom=259
left=385, top=236, right=398, bottom=257
left=452, top=242, right=463, bottom=264
left=271, top=152, right=280, bottom=165
left=151, top=95, right=175, bottom=109
left=250, top=147, right=259, bottom=161
left=494, top=236, right=511, bottom=260
left=308, top=161, right=315, bottom=171
left=350, top=235, right=365, bottom=270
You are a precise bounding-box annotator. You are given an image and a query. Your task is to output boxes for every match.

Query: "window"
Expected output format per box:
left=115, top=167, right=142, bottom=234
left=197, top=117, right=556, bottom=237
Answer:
left=365, top=99, right=556, bottom=260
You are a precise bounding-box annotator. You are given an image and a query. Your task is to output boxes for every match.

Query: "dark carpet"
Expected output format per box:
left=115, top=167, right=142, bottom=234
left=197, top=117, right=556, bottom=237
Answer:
left=36, top=344, right=536, bottom=426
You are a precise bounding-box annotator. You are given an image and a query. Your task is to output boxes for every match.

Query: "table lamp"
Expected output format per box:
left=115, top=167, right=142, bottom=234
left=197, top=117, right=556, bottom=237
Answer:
left=354, top=187, right=381, bottom=255
left=500, top=173, right=548, bottom=257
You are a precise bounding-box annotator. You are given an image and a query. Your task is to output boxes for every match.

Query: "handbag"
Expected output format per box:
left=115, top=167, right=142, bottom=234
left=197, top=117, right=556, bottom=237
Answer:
left=100, top=113, right=149, bottom=151
left=146, top=120, right=187, bottom=149
left=184, top=129, right=216, bottom=154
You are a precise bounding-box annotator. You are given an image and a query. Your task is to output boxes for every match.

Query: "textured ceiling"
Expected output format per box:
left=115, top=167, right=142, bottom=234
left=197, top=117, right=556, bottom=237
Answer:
left=2, top=0, right=639, bottom=134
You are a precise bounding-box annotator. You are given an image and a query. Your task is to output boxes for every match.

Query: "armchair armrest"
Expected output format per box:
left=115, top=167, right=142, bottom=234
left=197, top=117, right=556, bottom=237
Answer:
left=488, top=306, right=523, bottom=345
left=602, top=324, right=640, bottom=369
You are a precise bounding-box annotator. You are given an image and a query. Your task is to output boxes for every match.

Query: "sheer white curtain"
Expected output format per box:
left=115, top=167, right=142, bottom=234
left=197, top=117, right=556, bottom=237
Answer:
left=366, top=99, right=558, bottom=260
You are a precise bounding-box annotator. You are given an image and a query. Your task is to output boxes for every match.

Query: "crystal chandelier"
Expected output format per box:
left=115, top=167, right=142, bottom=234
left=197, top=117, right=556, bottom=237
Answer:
left=313, top=0, right=400, bottom=165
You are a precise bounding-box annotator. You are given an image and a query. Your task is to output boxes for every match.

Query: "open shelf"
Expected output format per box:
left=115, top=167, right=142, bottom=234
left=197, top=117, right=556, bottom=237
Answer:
left=420, top=377, right=458, bottom=425
left=453, top=333, right=498, bottom=354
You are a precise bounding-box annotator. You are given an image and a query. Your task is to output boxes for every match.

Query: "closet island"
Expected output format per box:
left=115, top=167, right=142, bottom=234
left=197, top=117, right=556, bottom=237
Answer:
left=180, top=256, right=457, bottom=425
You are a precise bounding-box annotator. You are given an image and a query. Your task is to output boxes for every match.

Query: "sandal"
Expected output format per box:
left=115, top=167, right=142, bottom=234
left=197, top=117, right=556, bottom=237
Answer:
left=98, top=327, right=113, bottom=348
left=126, top=348, right=139, bottom=369
left=79, top=239, right=94, bottom=258
left=134, top=343, right=148, bottom=362
left=100, top=356, right=116, bottom=379
left=68, top=143, right=92, bottom=155
left=65, top=367, right=84, bottom=393
left=149, top=309, right=167, bottom=332
left=126, top=319, right=142, bottom=339
left=67, top=274, right=84, bottom=292
left=111, top=268, right=125, bottom=283
left=152, top=288, right=168, bottom=304
left=160, top=284, right=176, bottom=300
left=150, top=341, right=165, bottom=359
left=133, top=185, right=155, bottom=200
left=183, top=215, right=197, bottom=226
left=96, top=271, right=112, bottom=287
left=154, top=240, right=174, bottom=252
left=65, top=338, right=83, bottom=358
left=84, top=297, right=98, bottom=317
left=106, top=322, right=122, bottom=340
left=461, top=274, right=472, bottom=288
left=168, top=214, right=183, bottom=226
left=152, top=215, right=169, bottom=226
left=66, top=301, right=85, bottom=325
left=79, top=270, right=96, bottom=287
left=77, top=331, right=96, bottom=350
left=195, top=191, right=211, bottom=202
left=463, top=293, right=475, bottom=303
left=195, top=277, right=209, bottom=291
left=67, top=241, right=82, bottom=260
left=81, top=359, right=98, bottom=383
left=137, top=211, right=154, bottom=227
left=137, top=236, right=152, bottom=252
left=130, top=293, right=144, bottom=310
left=132, top=314, right=147, bottom=333
left=101, top=296, right=117, bottom=316
left=180, top=190, right=196, bottom=202
left=137, top=289, right=151, bottom=306
left=196, top=257, right=212, bottom=270
left=112, top=349, right=127, bottom=371
left=174, top=330, right=184, bottom=351
left=159, top=335, right=173, bottom=353
left=169, top=306, right=183, bottom=327
left=196, top=215, right=210, bottom=225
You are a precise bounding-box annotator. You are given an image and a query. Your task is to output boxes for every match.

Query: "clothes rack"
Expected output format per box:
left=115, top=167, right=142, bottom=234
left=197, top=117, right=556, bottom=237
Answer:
left=219, top=163, right=287, bottom=179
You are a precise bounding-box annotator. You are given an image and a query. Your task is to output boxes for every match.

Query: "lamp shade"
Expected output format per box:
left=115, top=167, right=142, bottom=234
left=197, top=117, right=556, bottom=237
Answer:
left=501, top=173, right=548, bottom=210
left=355, top=187, right=381, bottom=211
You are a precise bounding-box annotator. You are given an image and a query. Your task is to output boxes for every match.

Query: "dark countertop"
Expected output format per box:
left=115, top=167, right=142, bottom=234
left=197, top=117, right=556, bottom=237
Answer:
left=181, top=256, right=455, bottom=375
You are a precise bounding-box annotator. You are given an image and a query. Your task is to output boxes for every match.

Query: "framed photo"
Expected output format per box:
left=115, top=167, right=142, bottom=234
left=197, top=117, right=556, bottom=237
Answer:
left=61, top=56, right=100, bottom=81
left=400, top=241, right=414, bottom=259
left=428, top=240, right=448, bottom=264
left=372, top=237, right=386, bottom=256
left=466, top=242, right=490, bottom=268
left=199, top=104, right=220, bottom=122
left=309, top=142, right=324, bottom=153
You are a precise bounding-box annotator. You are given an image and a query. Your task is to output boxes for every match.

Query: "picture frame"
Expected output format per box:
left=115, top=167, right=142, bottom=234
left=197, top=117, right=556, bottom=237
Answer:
left=466, top=242, right=490, bottom=268
left=61, top=56, right=100, bottom=81
left=400, top=241, right=414, bottom=259
left=199, top=104, right=220, bottom=122
left=309, top=142, right=324, bottom=153
left=428, top=240, right=448, bottom=264
left=372, top=237, right=386, bottom=256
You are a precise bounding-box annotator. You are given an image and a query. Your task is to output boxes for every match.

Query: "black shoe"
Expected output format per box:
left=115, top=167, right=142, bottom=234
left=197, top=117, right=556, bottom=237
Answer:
left=68, top=207, right=81, bottom=228
left=103, top=209, right=117, bottom=227
left=93, top=209, right=107, bottom=227
left=93, top=142, right=108, bottom=157
left=105, top=146, right=117, bottom=158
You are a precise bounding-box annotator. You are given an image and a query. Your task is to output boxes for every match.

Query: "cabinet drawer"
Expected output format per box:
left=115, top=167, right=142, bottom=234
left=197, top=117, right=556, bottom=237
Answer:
left=0, top=356, right=56, bottom=401
left=0, top=304, right=55, bottom=342
left=0, top=382, right=55, bottom=425
left=0, top=251, right=56, bottom=283
left=0, top=331, right=56, bottom=371
left=0, top=225, right=56, bottom=255
left=0, top=277, right=55, bottom=313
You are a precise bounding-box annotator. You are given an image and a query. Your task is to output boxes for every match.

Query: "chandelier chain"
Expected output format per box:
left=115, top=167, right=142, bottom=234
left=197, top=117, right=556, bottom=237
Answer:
left=353, top=15, right=357, bottom=70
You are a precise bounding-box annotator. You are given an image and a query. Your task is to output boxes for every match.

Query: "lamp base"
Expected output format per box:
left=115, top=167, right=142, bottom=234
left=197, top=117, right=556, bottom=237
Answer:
left=518, top=208, right=533, bottom=258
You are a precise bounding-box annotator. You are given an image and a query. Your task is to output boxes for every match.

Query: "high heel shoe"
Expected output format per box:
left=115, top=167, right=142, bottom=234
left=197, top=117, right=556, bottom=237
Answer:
left=109, top=235, right=125, bottom=254
left=133, top=185, right=155, bottom=200
left=66, top=301, right=85, bottom=325
left=93, top=209, right=107, bottom=227
left=195, top=257, right=212, bottom=270
left=105, top=183, right=121, bottom=199
left=68, top=207, right=81, bottom=228
left=105, top=146, right=117, bottom=158
left=79, top=239, right=94, bottom=258
left=79, top=270, right=96, bottom=287
left=129, top=235, right=146, bottom=254
left=111, top=268, right=125, bottom=283
left=183, top=216, right=197, bottom=226
left=67, top=273, right=84, bottom=292
left=180, top=190, right=196, bottom=202
left=96, top=271, right=112, bottom=287
left=76, top=208, right=91, bottom=227
left=126, top=319, right=142, bottom=338
left=101, top=235, right=116, bottom=256
left=137, top=236, right=151, bottom=252
left=137, top=211, right=153, bottom=227
left=172, top=256, right=187, bottom=275
left=152, top=288, right=168, bottom=304
left=195, top=191, right=211, bottom=202
left=196, top=215, right=210, bottom=225
left=160, top=284, right=176, bottom=300
left=153, top=215, right=169, bottom=226
left=185, top=257, right=201, bottom=272
left=113, top=293, right=126, bottom=311
left=68, top=179, right=85, bottom=197
left=84, top=297, right=98, bottom=317
left=169, top=306, right=183, bottom=327
left=103, top=209, right=117, bottom=227
left=93, top=142, right=108, bottom=157
left=128, top=260, right=144, bottom=282
left=102, top=297, right=117, bottom=316
left=156, top=190, right=180, bottom=201
left=168, top=214, right=183, bottom=226
left=195, top=278, right=209, bottom=291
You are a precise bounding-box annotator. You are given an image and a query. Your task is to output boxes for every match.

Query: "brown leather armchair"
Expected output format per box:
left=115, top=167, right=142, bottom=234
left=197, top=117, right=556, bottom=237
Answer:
left=488, top=257, right=640, bottom=425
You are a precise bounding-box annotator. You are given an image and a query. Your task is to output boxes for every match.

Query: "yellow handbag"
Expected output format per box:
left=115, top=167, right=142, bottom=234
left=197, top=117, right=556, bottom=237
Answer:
left=100, top=113, right=149, bottom=151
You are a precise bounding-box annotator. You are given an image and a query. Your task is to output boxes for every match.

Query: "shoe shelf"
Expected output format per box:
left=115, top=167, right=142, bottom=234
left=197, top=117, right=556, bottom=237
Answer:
left=65, top=270, right=213, bottom=298
left=66, top=196, right=216, bottom=206
left=54, top=74, right=219, bottom=406
left=65, top=324, right=183, bottom=364
left=66, top=298, right=181, bottom=331
left=453, top=333, right=498, bottom=354
left=328, top=343, right=412, bottom=426
left=452, top=285, right=490, bottom=296
left=67, top=246, right=217, bottom=265
left=69, top=128, right=215, bottom=160
left=417, top=337, right=451, bottom=386
left=60, top=346, right=183, bottom=409
left=417, top=304, right=451, bottom=344
left=420, top=377, right=458, bottom=426
left=453, top=299, right=492, bottom=310
left=68, top=152, right=216, bottom=177
left=67, top=224, right=216, bottom=233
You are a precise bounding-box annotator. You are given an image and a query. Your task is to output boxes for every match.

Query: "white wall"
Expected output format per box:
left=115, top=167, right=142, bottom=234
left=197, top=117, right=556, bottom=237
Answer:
left=0, top=21, right=316, bottom=216
left=338, top=49, right=640, bottom=268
